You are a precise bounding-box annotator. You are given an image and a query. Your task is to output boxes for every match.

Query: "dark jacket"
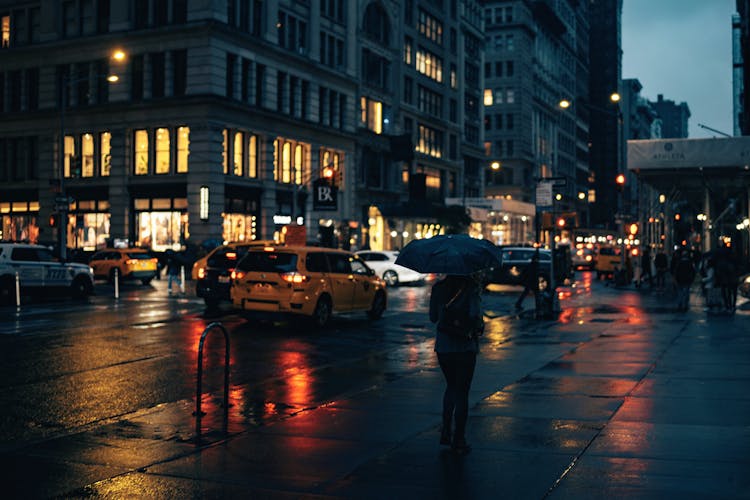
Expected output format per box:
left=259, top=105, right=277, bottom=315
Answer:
left=429, top=276, right=481, bottom=354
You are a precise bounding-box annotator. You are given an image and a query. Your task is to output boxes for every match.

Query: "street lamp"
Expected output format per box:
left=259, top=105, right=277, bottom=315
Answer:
left=57, top=49, right=126, bottom=261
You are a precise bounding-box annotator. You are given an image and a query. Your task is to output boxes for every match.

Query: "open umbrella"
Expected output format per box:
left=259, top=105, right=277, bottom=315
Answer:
left=394, top=234, right=502, bottom=275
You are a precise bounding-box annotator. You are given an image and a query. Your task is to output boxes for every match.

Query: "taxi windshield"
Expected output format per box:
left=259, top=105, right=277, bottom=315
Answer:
left=237, top=252, right=298, bottom=273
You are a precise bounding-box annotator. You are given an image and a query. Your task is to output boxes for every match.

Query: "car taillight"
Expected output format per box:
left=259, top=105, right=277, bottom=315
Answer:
left=197, top=267, right=206, bottom=279
left=126, top=259, right=138, bottom=265
left=231, top=270, right=245, bottom=280
left=280, top=272, right=309, bottom=284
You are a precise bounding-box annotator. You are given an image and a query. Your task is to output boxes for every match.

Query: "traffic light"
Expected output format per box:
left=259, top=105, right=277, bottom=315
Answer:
left=629, top=223, right=639, bottom=235
left=615, top=173, right=626, bottom=192
left=49, top=212, right=59, bottom=227
left=557, top=217, right=566, bottom=228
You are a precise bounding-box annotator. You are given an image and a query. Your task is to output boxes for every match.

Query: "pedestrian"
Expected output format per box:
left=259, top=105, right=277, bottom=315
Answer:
left=713, top=242, right=738, bottom=313
left=639, top=246, right=653, bottom=287
left=670, top=245, right=695, bottom=311
left=166, top=249, right=182, bottom=295
left=429, top=272, right=484, bottom=455
left=654, top=249, right=668, bottom=291
left=514, top=251, right=539, bottom=311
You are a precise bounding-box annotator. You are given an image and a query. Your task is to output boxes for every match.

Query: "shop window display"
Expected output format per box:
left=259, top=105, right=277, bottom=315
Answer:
left=137, top=210, right=189, bottom=251
left=223, top=213, right=257, bottom=242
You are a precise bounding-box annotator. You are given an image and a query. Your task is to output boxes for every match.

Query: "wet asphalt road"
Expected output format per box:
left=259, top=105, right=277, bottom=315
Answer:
left=0, top=274, right=535, bottom=450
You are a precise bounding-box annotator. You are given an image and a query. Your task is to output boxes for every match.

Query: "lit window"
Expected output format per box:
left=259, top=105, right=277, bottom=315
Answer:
left=64, top=135, right=75, bottom=177
left=222, top=129, right=228, bottom=174
left=360, top=97, right=383, bottom=134
left=155, top=128, right=170, bottom=174
left=82, top=133, right=94, bottom=177
left=282, top=141, right=291, bottom=183
left=100, top=132, right=111, bottom=176
left=177, top=127, right=189, bottom=173
left=483, top=89, right=493, bottom=106
left=134, top=129, right=149, bottom=175
left=248, top=134, right=257, bottom=178
left=294, top=144, right=303, bottom=184
left=1, top=15, right=9, bottom=48
left=233, top=132, right=243, bottom=176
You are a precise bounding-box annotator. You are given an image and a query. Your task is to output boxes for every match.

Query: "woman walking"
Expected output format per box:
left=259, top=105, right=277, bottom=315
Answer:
left=429, top=273, right=484, bottom=454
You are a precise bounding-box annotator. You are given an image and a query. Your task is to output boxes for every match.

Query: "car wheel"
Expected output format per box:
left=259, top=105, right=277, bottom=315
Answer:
left=311, top=295, right=332, bottom=328
left=383, top=270, right=399, bottom=287
left=367, top=291, right=386, bottom=320
left=70, top=276, right=93, bottom=299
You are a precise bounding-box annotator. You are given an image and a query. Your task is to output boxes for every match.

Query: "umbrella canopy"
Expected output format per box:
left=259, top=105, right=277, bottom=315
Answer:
left=394, top=234, right=502, bottom=275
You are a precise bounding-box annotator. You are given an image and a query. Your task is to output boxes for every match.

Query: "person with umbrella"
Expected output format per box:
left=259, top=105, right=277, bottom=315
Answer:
left=396, top=234, right=500, bottom=455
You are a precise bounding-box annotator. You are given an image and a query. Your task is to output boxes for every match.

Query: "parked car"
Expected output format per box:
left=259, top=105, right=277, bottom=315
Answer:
left=88, top=248, right=159, bottom=285
left=488, top=247, right=552, bottom=290
left=739, top=273, right=750, bottom=299
left=230, top=246, right=387, bottom=327
left=355, top=250, right=426, bottom=286
left=192, top=240, right=277, bottom=308
left=0, top=242, right=94, bottom=303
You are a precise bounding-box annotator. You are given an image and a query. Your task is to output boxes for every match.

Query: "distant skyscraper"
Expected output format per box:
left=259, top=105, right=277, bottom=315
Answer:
left=588, top=0, right=623, bottom=228
left=651, top=94, right=691, bottom=139
left=736, top=1, right=750, bottom=135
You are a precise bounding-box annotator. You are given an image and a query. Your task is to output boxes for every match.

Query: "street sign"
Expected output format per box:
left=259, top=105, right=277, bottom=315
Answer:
left=536, top=181, right=553, bottom=208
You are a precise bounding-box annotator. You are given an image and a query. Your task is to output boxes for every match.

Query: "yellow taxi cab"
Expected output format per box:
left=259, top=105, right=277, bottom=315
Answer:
left=594, top=245, right=622, bottom=279
left=89, top=248, right=159, bottom=285
left=191, top=240, right=278, bottom=308
left=230, top=245, right=387, bottom=327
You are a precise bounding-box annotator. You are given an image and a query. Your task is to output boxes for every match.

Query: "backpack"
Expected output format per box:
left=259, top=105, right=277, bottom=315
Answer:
left=437, top=286, right=483, bottom=340
left=674, top=252, right=695, bottom=285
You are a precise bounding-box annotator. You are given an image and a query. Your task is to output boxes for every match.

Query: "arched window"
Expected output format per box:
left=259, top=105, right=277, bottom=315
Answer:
left=362, top=3, right=390, bottom=46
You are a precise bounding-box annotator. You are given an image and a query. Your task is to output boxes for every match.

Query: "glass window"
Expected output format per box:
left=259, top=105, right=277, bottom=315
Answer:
left=327, top=253, right=351, bottom=274
left=294, top=144, right=303, bottom=184
left=305, top=252, right=328, bottom=272
left=281, top=141, right=291, bottom=183
left=248, top=134, right=257, bottom=178
left=237, top=251, right=298, bottom=273
left=233, top=131, right=243, bottom=176
left=222, top=129, right=228, bottom=174
left=483, top=89, right=493, bottom=106
left=177, top=126, right=189, bottom=173
left=155, top=127, right=170, bottom=174
left=100, top=131, right=111, bottom=176
left=82, top=133, right=94, bottom=177
left=134, top=129, right=149, bottom=175
left=64, top=135, right=75, bottom=177
left=1, top=15, right=9, bottom=48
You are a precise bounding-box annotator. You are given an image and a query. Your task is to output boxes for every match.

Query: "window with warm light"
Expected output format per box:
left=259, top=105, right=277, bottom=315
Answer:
left=64, top=135, right=75, bottom=177
left=82, top=133, right=94, bottom=177
left=248, top=134, right=257, bottom=178
left=294, top=144, right=303, bottom=184
left=199, top=186, right=209, bottom=220
left=176, top=126, right=189, bottom=173
left=483, top=89, right=493, bottom=106
left=404, top=36, right=412, bottom=65
left=1, top=15, right=9, bottom=48
left=233, top=131, right=243, bottom=176
left=416, top=49, right=443, bottom=82
left=282, top=141, right=291, bottom=183
left=417, top=124, right=443, bottom=158
left=360, top=96, right=383, bottom=134
left=134, top=129, right=149, bottom=175
left=155, top=128, right=170, bottom=174
left=222, top=129, right=228, bottom=174
left=100, top=132, right=111, bottom=176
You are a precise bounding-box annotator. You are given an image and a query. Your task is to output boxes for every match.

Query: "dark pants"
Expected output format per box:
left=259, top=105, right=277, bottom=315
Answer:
left=437, top=351, right=477, bottom=442
left=515, top=285, right=535, bottom=309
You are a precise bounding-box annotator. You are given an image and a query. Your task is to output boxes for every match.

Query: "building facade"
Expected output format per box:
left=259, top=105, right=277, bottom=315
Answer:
left=0, top=0, right=485, bottom=254
left=734, top=2, right=749, bottom=136
left=588, top=0, right=623, bottom=230
left=480, top=0, right=589, bottom=244
left=650, top=94, right=691, bottom=139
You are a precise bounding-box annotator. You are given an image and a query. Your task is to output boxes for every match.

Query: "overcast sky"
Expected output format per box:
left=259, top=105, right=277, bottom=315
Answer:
left=621, top=0, right=736, bottom=138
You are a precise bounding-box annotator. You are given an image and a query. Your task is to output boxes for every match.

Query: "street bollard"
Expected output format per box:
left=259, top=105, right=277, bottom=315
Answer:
left=180, top=265, right=185, bottom=295
left=15, top=272, right=20, bottom=308
left=114, top=267, right=119, bottom=299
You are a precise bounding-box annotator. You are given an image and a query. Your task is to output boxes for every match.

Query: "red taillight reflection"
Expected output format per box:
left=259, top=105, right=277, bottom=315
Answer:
left=280, top=272, right=309, bottom=284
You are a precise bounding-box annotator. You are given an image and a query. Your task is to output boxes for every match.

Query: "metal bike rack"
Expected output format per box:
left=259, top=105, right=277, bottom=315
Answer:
left=194, top=321, right=230, bottom=441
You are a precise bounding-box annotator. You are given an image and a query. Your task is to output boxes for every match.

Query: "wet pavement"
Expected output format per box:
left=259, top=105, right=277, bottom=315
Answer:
left=3, top=280, right=750, bottom=499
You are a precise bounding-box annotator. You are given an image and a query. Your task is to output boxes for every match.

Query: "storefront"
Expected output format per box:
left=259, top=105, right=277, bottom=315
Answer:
left=0, top=200, right=39, bottom=243
left=67, top=199, right=111, bottom=251
left=446, top=197, right=536, bottom=245
left=223, top=191, right=261, bottom=243
left=133, top=197, right=189, bottom=251
left=367, top=204, right=443, bottom=251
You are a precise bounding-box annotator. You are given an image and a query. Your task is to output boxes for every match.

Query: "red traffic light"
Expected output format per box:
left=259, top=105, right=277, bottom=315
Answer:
left=557, top=217, right=566, bottom=227
left=615, top=174, right=626, bottom=185
left=322, top=166, right=334, bottom=179
left=49, top=213, right=59, bottom=227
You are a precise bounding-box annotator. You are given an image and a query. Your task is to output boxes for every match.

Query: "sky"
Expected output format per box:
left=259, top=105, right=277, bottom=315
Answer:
left=621, top=0, right=736, bottom=138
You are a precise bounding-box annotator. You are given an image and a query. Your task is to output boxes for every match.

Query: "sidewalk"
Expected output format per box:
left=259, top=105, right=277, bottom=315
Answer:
left=5, top=286, right=750, bottom=498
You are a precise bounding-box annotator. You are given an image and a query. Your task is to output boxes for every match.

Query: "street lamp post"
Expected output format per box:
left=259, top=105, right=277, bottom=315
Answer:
left=56, top=50, right=125, bottom=261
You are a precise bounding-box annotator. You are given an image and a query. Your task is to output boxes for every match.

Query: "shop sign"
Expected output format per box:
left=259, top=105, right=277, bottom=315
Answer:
left=284, top=224, right=307, bottom=246
left=312, top=178, right=338, bottom=211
